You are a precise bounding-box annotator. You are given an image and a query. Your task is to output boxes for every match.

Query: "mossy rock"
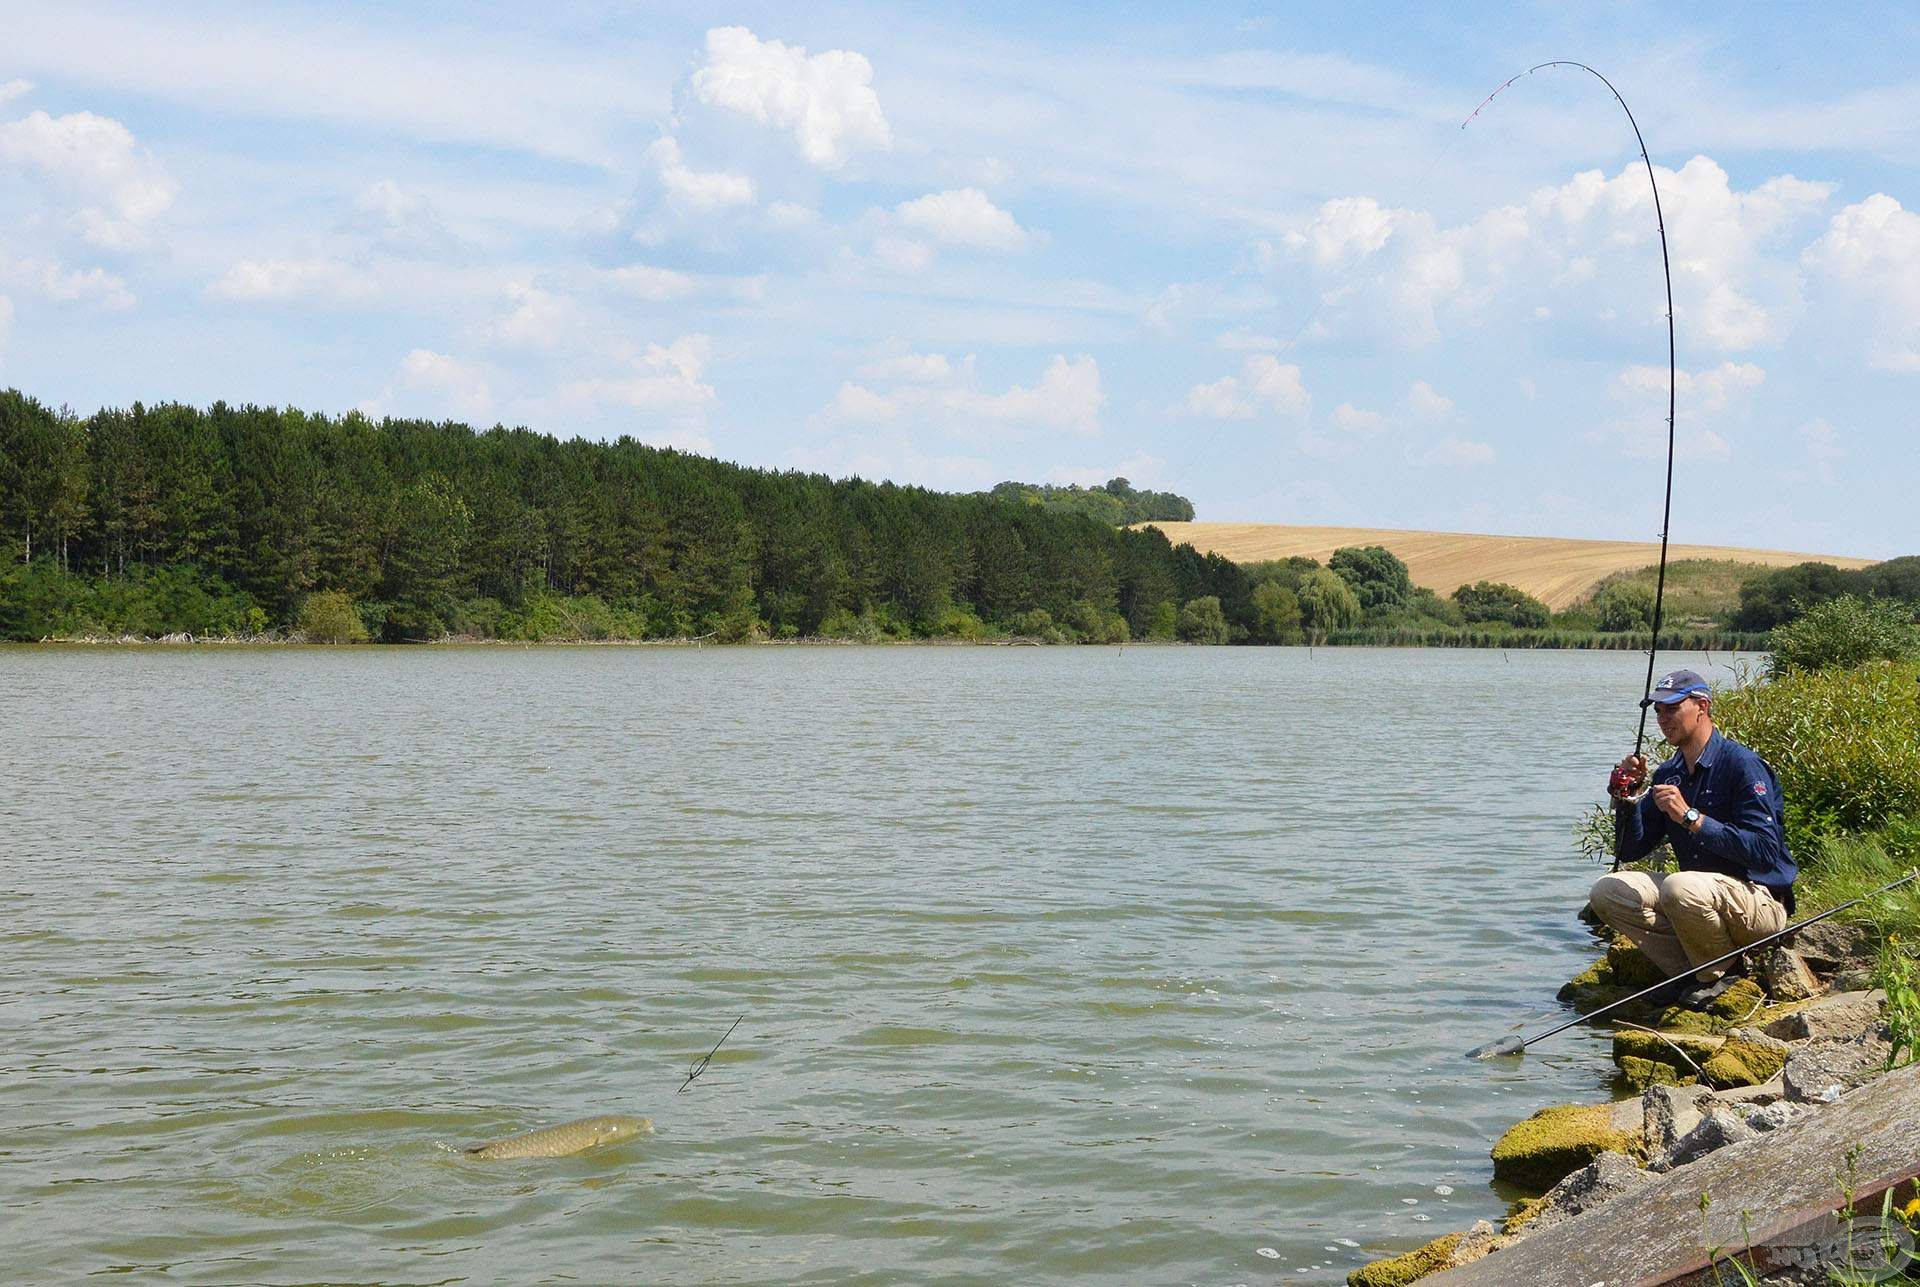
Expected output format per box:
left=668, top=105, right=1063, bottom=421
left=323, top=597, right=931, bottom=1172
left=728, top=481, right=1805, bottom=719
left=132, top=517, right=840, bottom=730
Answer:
left=1346, top=1232, right=1463, bottom=1287
left=1706, top=977, right=1767, bottom=1020
left=1651, top=1006, right=1731, bottom=1035
left=1699, top=1036, right=1789, bottom=1089
left=1503, top=1194, right=1549, bottom=1234
left=1557, top=955, right=1633, bottom=1011
left=1490, top=1104, right=1641, bottom=1192
left=1618, top=1055, right=1697, bottom=1091
left=1611, top=1029, right=1724, bottom=1084
left=1604, top=940, right=1667, bottom=988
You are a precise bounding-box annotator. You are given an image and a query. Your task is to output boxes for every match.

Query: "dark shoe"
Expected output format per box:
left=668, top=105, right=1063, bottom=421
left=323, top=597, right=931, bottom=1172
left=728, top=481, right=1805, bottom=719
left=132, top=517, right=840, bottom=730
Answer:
left=1640, top=975, right=1693, bottom=1008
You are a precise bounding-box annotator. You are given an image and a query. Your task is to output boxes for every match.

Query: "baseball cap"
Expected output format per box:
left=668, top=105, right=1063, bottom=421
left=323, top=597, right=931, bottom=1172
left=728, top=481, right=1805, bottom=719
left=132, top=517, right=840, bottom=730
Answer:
left=1642, top=669, right=1710, bottom=707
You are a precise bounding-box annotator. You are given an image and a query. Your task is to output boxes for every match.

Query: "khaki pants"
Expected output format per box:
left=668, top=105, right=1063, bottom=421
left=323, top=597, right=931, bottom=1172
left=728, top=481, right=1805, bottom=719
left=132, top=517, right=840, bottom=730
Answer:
left=1588, top=870, right=1788, bottom=983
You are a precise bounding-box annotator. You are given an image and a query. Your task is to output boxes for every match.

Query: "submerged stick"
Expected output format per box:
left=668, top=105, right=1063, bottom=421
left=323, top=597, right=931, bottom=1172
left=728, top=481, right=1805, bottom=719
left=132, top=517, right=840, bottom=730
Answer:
left=1467, top=868, right=1919, bottom=1060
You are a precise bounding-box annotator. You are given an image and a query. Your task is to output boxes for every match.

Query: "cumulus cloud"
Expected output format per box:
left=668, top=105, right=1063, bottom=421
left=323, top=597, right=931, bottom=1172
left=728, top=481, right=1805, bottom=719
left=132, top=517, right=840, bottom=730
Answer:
left=1616, top=360, right=1765, bottom=412
left=1332, top=402, right=1385, bottom=435
left=1267, top=156, right=1831, bottom=352
left=1418, top=435, right=1496, bottom=467
left=0, top=80, right=32, bottom=108
left=602, top=263, right=696, bottom=301
left=690, top=26, right=890, bottom=169
left=1215, top=328, right=1280, bottom=351
left=206, top=257, right=374, bottom=303
left=1802, top=193, right=1920, bottom=371
left=25, top=259, right=135, bottom=309
left=0, top=294, right=13, bottom=350
left=1404, top=380, right=1453, bottom=419
left=858, top=343, right=955, bottom=383
left=347, top=179, right=459, bottom=255
left=645, top=136, right=755, bottom=211
left=1043, top=450, right=1168, bottom=489
left=1606, top=361, right=1760, bottom=460
left=358, top=348, right=494, bottom=421
left=894, top=188, right=1032, bottom=251
left=816, top=351, right=1105, bottom=437
left=478, top=281, right=578, bottom=349
left=551, top=334, right=718, bottom=424
left=0, top=108, right=177, bottom=249
left=1185, top=354, right=1310, bottom=420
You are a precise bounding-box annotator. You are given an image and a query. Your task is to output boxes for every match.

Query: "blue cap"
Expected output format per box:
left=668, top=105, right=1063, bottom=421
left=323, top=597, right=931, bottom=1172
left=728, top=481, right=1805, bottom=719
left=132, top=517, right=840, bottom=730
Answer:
left=1643, top=669, right=1710, bottom=706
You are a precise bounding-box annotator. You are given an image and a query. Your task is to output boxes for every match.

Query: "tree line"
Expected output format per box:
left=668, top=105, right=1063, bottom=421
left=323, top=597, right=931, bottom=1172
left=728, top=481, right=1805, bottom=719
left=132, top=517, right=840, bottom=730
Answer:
left=0, top=391, right=1255, bottom=643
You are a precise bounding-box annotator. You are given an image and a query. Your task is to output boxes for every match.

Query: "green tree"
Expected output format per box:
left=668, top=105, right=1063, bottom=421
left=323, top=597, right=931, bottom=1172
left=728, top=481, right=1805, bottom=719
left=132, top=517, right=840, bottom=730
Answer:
left=383, top=474, right=472, bottom=640
left=1248, top=580, right=1303, bottom=643
left=1592, top=581, right=1655, bottom=632
left=1767, top=595, right=1920, bottom=674
left=1177, top=595, right=1230, bottom=644
left=298, top=590, right=370, bottom=643
left=1733, top=561, right=1856, bottom=630
left=1298, top=568, right=1362, bottom=633
left=1329, top=544, right=1412, bottom=612
left=1452, top=580, right=1551, bottom=628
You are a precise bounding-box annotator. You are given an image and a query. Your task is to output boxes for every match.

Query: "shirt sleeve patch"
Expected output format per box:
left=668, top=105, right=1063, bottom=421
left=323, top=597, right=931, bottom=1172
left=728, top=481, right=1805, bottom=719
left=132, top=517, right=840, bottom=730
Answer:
left=1752, top=781, right=1768, bottom=795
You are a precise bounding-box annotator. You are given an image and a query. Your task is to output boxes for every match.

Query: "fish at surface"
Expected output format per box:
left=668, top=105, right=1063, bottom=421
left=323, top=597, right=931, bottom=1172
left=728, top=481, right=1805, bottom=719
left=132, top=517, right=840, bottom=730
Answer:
left=464, top=1114, right=652, bottom=1160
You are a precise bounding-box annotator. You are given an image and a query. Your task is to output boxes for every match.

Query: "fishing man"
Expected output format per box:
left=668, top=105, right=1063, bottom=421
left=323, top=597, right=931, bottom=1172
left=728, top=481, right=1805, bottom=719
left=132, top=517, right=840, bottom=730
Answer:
left=1587, top=668, right=1797, bottom=1009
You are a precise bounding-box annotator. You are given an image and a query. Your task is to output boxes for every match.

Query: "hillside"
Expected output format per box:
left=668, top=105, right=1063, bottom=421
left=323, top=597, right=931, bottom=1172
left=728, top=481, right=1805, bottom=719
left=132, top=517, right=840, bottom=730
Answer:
left=1137, top=522, right=1875, bottom=611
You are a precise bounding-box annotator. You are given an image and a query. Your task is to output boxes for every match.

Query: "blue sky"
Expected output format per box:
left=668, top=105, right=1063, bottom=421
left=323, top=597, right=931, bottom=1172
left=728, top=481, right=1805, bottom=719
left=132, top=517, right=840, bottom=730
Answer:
left=2, top=2, right=1917, bottom=556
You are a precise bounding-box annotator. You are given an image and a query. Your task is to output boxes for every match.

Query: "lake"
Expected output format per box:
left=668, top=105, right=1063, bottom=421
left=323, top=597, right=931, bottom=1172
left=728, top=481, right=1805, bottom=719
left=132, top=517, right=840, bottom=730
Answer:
left=0, top=644, right=1754, bottom=1283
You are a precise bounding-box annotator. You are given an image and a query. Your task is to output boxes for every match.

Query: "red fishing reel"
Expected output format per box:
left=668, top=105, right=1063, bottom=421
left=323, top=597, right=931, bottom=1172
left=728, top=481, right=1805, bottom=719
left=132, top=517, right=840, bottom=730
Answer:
left=1608, top=760, right=1649, bottom=802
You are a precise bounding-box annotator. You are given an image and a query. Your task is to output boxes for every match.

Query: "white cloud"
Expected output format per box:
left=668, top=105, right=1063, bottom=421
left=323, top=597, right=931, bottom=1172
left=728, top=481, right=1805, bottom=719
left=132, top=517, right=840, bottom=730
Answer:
left=0, top=294, right=13, bottom=350
left=206, top=257, right=373, bottom=303
left=858, top=345, right=955, bottom=383
left=0, top=80, right=32, bottom=108
left=765, top=200, right=818, bottom=228
left=1185, top=354, right=1310, bottom=420
left=1606, top=361, right=1759, bottom=461
left=1802, top=193, right=1920, bottom=371
left=1043, top=449, right=1167, bottom=489
left=359, top=348, right=494, bottom=422
left=1404, top=380, right=1453, bottom=419
left=348, top=180, right=458, bottom=255
left=0, top=109, right=176, bottom=249
left=1797, top=417, right=1842, bottom=482
left=478, top=281, right=577, bottom=349
left=1616, top=361, right=1765, bottom=412
left=646, top=136, right=755, bottom=211
left=25, top=259, right=134, bottom=309
left=815, top=352, right=1104, bottom=437
left=602, top=264, right=696, bottom=301
left=690, top=26, right=891, bottom=169
left=1332, top=402, right=1385, bottom=435
left=1216, top=328, right=1280, bottom=351
left=1419, top=435, right=1496, bottom=467
left=871, top=235, right=932, bottom=272
left=552, top=334, right=717, bottom=423
left=894, top=188, right=1032, bottom=251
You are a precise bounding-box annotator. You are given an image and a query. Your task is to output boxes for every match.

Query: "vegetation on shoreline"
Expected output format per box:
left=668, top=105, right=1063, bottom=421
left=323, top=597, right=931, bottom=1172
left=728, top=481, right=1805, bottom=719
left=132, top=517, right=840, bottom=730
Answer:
left=2, top=389, right=1910, bottom=649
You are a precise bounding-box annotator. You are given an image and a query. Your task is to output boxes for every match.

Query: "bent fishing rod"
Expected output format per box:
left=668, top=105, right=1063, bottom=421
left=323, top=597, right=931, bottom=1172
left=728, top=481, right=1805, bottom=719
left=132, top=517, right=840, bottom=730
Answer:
left=1466, top=868, right=1920, bottom=1060
left=1467, top=62, right=1680, bottom=782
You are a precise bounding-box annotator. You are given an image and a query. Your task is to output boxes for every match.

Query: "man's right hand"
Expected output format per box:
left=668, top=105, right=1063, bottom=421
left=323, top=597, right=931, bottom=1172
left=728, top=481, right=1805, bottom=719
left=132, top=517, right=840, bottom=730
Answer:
left=1608, top=754, right=1649, bottom=800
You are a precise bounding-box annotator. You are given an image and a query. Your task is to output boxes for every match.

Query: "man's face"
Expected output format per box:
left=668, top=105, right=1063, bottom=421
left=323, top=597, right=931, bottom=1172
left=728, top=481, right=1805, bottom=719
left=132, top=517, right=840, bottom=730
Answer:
left=1652, top=694, right=1709, bottom=743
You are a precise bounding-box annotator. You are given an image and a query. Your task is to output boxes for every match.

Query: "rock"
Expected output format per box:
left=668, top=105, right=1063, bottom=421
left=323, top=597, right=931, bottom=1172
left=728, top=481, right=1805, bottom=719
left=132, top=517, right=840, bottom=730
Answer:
left=1706, top=1073, right=1784, bottom=1106
left=1832, top=967, right=1876, bottom=992
left=1782, top=1031, right=1895, bottom=1104
left=1760, top=990, right=1885, bottom=1043
left=1740, top=1100, right=1803, bottom=1132
left=1705, top=976, right=1769, bottom=1021
left=1782, top=919, right=1874, bottom=975
left=1699, top=1030, right=1792, bottom=1089
left=1655, top=1106, right=1756, bottom=1170
left=1605, top=940, right=1667, bottom=989
left=1641, top=1084, right=1712, bottom=1155
left=1515, top=1150, right=1651, bottom=1234
left=1346, top=1232, right=1462, bottom=1287
left=1756, top=946, right=1822, bottom=1002
left=1489, top=1102, right=1644, bottom=1192
left=1651, top=1006, right=1732, bottom=1035
left=1612, top=1029, right=1724, bottom=1086
left=1444, top=1221, right=1503, bottom=1269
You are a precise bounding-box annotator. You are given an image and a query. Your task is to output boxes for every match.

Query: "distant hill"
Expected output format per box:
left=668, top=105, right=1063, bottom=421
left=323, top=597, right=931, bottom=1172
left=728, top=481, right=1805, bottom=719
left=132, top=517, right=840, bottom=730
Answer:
left=1136, top=522, right=1875, bottom=611
left=985, top=477, right=1193, bottom=525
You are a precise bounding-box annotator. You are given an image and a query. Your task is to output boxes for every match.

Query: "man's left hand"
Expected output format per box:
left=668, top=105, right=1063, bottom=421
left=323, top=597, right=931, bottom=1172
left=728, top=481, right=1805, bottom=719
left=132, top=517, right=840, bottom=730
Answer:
left=1651, top=784, right=1689, bottom=824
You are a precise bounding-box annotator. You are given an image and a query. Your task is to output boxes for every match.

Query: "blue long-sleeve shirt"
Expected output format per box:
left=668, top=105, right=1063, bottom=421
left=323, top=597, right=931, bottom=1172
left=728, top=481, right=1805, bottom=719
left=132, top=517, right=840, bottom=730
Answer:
left=1614, top=729, right=1797, bottom=911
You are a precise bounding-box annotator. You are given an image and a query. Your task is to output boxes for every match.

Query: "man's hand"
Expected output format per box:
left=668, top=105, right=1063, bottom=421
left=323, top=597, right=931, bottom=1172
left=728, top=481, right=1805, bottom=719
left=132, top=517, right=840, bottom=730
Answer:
left=1651, top=783, right=1690, bottom=824
left=1609, top=754, right=1649, bottom=800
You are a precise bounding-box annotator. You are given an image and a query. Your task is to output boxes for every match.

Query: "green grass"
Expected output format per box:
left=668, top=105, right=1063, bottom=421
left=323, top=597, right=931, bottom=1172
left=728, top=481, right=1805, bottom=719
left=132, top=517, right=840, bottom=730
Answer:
left=1580, top=559, right=1774, bottom=628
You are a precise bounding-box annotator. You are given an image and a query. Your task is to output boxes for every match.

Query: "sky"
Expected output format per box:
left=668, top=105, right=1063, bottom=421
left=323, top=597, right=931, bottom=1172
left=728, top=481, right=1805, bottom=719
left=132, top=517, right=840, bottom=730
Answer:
left=1, top=1, right=1917, bottom=557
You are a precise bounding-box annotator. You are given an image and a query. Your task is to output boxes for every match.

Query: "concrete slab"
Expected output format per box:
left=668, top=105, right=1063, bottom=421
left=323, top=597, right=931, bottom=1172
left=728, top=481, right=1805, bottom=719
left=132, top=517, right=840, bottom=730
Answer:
left=1421, top=1065, right=1920, bottom=1287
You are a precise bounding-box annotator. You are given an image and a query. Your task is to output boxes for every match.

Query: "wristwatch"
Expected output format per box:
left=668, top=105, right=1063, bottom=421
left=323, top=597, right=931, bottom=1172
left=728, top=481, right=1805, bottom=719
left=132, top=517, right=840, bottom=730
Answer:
left=1683, top=807, right=1702, bottom=832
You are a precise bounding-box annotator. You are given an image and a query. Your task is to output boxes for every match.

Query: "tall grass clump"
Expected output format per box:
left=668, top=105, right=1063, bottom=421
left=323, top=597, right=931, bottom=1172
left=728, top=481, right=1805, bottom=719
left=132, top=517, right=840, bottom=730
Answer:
left=1713, top=660, right=1920, bottom=857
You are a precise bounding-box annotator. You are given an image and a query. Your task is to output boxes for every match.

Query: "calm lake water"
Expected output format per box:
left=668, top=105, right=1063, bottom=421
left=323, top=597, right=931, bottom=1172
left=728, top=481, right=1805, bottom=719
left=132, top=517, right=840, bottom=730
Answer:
left=0, top=644, right=1755, bottom=1284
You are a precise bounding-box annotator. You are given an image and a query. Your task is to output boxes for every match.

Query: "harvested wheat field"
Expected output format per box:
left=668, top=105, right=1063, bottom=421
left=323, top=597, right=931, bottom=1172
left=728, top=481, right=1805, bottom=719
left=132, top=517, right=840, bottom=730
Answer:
left=1139, top=523, right=1876, bottom=611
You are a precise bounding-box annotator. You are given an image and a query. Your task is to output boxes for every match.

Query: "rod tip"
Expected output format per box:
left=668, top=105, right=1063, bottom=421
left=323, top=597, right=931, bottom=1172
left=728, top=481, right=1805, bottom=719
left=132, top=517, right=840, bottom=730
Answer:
left=1466, top=1037, right=1526, bottom=1061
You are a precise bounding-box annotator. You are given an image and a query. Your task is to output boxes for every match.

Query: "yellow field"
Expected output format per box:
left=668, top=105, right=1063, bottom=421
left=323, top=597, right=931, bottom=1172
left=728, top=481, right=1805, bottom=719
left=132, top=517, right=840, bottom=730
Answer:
left=1139, top=522, right=1875, bottom=610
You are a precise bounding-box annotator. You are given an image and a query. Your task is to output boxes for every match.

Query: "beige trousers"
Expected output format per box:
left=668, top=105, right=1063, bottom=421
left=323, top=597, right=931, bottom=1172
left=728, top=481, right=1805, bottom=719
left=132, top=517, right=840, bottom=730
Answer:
left=1588, top=870, right=1788, bottom=983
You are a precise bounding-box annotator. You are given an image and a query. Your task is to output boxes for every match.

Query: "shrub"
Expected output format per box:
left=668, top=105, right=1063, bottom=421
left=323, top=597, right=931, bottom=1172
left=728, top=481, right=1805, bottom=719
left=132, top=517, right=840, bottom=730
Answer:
left=1713, top=659, right=1920, bottom=852
left=1453, top=580, right=1551, bottom=628
left=818, top=607, right=886, bottom=642
left=1329, top=544, right=1412, bottom=611
left=1144, top=600, right=1177, bottom=641
left=1298, top=568, right=1362, bottom=633
left=298, top=590, right=370, bottom=644
left=1766, top=595, right=1920, bottom=674
left=1592, top=581, right=1656, bottom=632
left=1176, top=595, right=1230, bottom=644
left=1248, top=580, right=1303, bottom=643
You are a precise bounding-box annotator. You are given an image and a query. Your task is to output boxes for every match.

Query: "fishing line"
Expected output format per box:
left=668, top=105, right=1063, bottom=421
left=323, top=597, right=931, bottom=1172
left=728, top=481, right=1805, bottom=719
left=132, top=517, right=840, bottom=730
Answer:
left=1463, top=61, right=1679, bottom=766
left=679, top=1014, right=744, bottom=1093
